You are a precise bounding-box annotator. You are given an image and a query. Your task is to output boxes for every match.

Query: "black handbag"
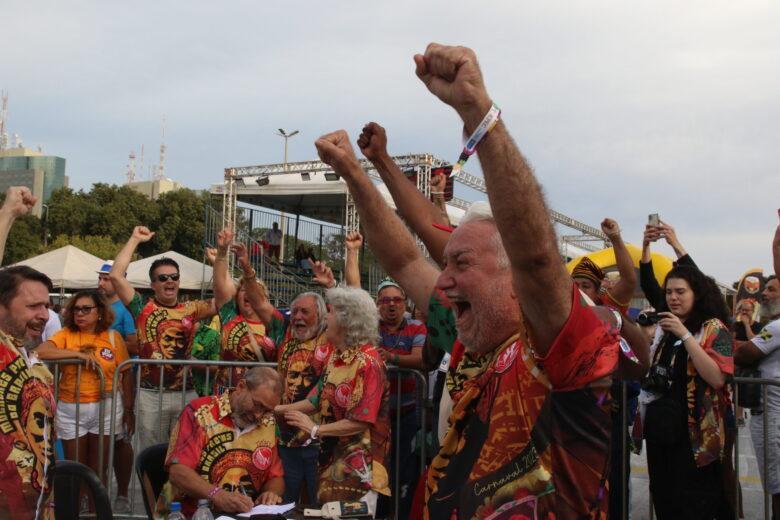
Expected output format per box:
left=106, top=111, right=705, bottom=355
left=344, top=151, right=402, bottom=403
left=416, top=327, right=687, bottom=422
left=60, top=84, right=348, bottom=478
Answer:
left=735, top=365, right=763, bottom=410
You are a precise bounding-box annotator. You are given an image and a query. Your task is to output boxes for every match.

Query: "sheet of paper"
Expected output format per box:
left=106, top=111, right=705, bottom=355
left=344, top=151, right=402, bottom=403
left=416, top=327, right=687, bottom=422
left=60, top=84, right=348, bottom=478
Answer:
left=237, top=502, right=296, bottom=517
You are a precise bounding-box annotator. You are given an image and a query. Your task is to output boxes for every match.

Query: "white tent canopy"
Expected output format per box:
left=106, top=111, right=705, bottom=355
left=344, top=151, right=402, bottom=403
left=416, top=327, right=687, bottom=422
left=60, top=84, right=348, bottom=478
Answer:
left=126, top=251, right=213, bottom=291
left=10, top=245, right=105, bottom=289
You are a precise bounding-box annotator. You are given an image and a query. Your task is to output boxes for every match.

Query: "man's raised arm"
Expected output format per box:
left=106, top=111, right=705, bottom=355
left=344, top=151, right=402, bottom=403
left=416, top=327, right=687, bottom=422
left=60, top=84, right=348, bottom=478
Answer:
left=414, top=43, right=571, bottom=353
left=357, top=122, right=451, bottom=266
left=344, top=231, right=363, bottom=289
left=213, top=225, right=238, bottom=309
left=111, top=226, right=154, bottom=305
left=314, top=131, right=440, bottom=312
left=773, top=223, right=780, bottom=278
left=0, top=186, right=36, bottom=265
left=602, top=218, right=638, bottom=306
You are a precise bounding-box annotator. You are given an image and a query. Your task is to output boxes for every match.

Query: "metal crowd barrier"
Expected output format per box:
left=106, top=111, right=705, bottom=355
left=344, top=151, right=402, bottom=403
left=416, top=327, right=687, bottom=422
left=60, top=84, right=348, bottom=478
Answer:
left=100, top=358, right=427, bottom=519
left=47, top=359, right=107, bottom=480
left=732, top=376, right=780, bottom=520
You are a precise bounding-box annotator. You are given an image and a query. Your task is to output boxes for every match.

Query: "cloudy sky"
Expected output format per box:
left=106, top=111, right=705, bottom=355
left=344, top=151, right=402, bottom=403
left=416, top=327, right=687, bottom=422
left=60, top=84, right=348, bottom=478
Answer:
left=3, top=1, right=779, bottom=284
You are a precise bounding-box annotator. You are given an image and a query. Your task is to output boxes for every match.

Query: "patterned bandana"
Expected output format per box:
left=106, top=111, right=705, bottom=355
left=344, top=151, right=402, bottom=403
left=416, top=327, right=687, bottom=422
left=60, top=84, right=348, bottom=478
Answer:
left=572, top=256, right=605, bottom=286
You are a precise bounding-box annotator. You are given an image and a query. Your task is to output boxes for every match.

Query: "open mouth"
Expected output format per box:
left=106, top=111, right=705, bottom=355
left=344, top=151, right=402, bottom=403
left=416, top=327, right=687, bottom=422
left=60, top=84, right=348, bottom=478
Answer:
left=451, top=299, right=472, bottom=325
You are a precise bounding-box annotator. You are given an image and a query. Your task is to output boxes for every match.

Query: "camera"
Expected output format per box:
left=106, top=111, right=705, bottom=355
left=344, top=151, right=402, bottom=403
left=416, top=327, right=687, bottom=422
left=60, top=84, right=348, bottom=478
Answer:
left=641, top=364, right=673, bottom=394
left=637, top=311, right=661, bottom=326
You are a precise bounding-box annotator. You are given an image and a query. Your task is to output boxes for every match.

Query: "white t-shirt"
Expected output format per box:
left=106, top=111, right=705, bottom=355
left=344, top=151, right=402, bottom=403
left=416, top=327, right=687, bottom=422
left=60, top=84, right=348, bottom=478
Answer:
left=750, top=318, right=780, bottom=414
left=41, top=308, right=62, bottom=342
left=265, top=228, right=282, bottom=246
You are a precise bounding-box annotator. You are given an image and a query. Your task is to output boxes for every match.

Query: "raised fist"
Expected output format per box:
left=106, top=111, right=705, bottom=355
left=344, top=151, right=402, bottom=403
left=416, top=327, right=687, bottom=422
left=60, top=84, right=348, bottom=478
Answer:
left=315, top=130, right=360, bottom=176
left=204, top=248, right=217, bottom=265
left=345, top=231, right=363, bottom=251
left=601, top=218, right=620, bottom=237
left=414, top=43, right=492, bottom=121
left=132, top=226, right=155, bottom=243
left=430, top=172, right=447, bottom=194
left=1, top=186, right=37, bottom=218
left=217, top=223, right=235, bottom=248
left=357, top=122, right=389, bottom=162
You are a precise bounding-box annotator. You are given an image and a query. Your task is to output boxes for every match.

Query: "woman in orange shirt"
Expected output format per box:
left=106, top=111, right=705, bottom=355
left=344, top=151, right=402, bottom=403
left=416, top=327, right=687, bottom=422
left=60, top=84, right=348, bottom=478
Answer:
left=35, top=290, right=134, bottom=483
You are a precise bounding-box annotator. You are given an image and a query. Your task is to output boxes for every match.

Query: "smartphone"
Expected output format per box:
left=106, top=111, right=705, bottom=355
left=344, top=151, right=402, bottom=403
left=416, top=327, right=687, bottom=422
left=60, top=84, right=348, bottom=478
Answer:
left=648, top=213, right=660, bottom=226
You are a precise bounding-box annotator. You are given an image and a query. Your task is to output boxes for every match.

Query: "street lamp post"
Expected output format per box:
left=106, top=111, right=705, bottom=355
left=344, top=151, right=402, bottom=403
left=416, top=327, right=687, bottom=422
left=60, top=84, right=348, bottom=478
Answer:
left=276, top=128, right=299, bottom=170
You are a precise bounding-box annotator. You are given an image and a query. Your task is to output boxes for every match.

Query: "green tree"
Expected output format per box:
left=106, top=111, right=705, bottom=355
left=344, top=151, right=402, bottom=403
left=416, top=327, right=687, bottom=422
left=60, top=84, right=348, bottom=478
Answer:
left=45, top=234, right=131, bottom=261
left=2, top=215, right=42, bottom=265
left=150, top=189, right=207, bottom=259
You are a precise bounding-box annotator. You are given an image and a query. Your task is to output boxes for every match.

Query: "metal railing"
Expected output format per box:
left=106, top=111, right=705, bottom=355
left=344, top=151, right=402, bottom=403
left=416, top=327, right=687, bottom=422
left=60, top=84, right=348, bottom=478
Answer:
left=100, top=358, right=428, bottom=519
left=48, top=359, right=107, bottom=480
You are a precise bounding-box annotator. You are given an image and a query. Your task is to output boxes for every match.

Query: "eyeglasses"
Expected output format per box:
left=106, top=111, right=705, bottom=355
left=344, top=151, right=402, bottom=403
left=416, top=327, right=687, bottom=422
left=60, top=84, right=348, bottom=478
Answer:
left=155, top=273, right=180, bottom=282
left=378, top=297, right=405, bottom=305
left=73, top=305, right=96, bottom=314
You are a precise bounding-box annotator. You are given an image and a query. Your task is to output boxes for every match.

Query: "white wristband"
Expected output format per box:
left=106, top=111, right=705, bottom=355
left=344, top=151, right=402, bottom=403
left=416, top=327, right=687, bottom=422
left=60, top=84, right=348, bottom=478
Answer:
left=679, top=331, right=693, bottom=342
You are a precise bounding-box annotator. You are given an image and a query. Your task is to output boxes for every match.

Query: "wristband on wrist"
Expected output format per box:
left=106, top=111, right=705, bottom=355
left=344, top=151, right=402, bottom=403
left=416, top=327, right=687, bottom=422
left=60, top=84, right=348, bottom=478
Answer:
left=679, top=331, right=693, bottom=342
left=302, top=424, right=320, bottom=447
left=242, top=269, right=257, bottom=279
left=207, top=486, right=222, bottom=502
left=451, top=102, right=501, bottom=176
left=430, top=191, right=445, bottom=195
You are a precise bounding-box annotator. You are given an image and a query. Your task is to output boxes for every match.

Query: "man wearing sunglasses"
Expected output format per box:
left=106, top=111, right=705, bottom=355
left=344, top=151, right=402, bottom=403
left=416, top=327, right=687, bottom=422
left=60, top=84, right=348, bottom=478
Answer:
left=110, top=226, right=215, bottom=449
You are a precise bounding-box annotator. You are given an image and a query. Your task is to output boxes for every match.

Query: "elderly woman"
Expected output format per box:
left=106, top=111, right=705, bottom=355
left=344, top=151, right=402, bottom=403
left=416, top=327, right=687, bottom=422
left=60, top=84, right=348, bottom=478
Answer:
left=276, top=286, right=390, bottom=514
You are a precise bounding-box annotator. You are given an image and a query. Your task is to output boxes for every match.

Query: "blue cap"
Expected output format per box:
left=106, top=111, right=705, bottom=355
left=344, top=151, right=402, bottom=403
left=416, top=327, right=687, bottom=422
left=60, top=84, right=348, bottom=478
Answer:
left=97, top=263, right=113, bottom=274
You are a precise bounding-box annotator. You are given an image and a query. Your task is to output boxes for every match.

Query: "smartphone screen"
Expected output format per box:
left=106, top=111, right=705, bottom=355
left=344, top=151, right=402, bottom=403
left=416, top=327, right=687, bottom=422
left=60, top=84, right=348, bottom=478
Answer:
left=648, top=213, right=660, bottom=226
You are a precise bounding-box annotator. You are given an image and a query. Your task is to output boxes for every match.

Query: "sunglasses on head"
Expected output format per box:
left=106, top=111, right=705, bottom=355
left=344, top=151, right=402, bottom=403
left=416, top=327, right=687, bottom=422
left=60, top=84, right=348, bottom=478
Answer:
left=378, top=297, right=405, bottom=305
left=156, top=273, right=180, bottom=282
left=73, top=305, right=96, bottom=314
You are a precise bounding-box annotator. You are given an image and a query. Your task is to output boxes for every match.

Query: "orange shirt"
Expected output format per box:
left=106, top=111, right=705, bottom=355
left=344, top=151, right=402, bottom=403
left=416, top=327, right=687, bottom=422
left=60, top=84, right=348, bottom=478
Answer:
left=49, top=328, right=130, bottom=403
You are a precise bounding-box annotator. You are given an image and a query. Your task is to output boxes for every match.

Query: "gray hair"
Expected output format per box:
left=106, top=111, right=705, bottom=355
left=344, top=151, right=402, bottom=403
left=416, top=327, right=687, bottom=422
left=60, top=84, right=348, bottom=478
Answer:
left=244, top=366, right=282, bottom=395
left=326, top=286, right=379, bottom=346
left=459, top=201, right=509, bottom=269
left=291, top=291, right=327, bottom=325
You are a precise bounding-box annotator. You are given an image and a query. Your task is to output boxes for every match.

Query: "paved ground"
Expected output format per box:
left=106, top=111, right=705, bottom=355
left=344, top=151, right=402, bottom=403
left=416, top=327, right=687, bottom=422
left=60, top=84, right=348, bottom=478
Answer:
left=101, top=421, right=773, bottom=519
left=629, top=421, right=771, bottom=519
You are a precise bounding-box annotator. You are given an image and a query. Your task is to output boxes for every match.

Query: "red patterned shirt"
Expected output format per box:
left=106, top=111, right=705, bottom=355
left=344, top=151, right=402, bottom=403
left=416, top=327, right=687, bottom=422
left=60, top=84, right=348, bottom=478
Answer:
left=161, top=391, right=283, bottom=516
left=308, top=343, right=391, bottom=502
left=217, top=299, right=276, bottom=392
left=0, top=331, right=56, bottom=519
left=425, top=284, right=619, bottom=520
left=129, top=294, right=211, bottom=390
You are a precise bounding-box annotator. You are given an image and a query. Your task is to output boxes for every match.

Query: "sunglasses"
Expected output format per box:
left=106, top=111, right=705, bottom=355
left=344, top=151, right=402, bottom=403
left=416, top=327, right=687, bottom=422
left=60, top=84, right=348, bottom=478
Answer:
left=73, top=305, right=96, bottom=314
left=377, top=297, right=405, bottom=305
left=155, top=273, right=180, bottom=282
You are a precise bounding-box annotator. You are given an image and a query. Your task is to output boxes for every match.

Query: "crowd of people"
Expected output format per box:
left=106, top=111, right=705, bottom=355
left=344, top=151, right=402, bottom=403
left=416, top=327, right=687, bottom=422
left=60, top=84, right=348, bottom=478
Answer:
left=0, top=42, right=779, bottom=520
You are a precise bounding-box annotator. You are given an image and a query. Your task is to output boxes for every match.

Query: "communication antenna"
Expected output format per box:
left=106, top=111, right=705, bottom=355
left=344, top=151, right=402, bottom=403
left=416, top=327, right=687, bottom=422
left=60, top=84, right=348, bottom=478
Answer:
left=156, top=116, right=167, bottom=180
left=126, top=151, right=137, bottom=183
left=0, top=90, right=7, bottom=151
left=139, top=144, right=145, bottom=180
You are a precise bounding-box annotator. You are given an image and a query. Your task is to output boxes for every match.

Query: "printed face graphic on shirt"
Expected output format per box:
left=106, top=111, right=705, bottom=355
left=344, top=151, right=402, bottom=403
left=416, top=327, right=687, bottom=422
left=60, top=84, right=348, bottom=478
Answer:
left=159, top=326, right=187, bottom=359
left=287, top=359, right=316, bottom=401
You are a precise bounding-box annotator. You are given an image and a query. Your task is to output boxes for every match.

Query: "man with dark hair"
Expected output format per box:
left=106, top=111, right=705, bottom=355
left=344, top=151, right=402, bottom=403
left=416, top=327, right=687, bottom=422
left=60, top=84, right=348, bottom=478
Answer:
left=160, top=366, right=285, bottom=517
left=110, top=226, right=214, bottom=449
left=0, top=186, right=56, bottom=518
left=736, top=225, right=780, bottom=519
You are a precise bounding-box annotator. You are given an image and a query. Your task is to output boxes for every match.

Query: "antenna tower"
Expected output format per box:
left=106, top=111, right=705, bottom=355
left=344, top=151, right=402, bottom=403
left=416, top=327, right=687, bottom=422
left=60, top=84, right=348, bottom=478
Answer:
left=155, top=116, right=167, bottom=180
left=126, top=151, right=137, bottom=183
left=0, top=91, right=8, bottom=151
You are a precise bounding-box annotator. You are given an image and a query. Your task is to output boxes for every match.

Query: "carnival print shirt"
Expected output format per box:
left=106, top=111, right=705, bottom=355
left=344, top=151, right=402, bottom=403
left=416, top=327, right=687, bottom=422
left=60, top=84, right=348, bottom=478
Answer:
left=379, top=317, right=426, bottom=413
left=217, top=299, right=276, bottom=391
left=0, top=331, right=56, bottom=519
left=161, top=391, right=283, bottom=516
left=270, top=310, right=333, bottom=447
left=424, top=284, right=619, bottom=520
left=128, top=293, right=211, bottom=390
left=307, top=343, right=391, bottom=502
